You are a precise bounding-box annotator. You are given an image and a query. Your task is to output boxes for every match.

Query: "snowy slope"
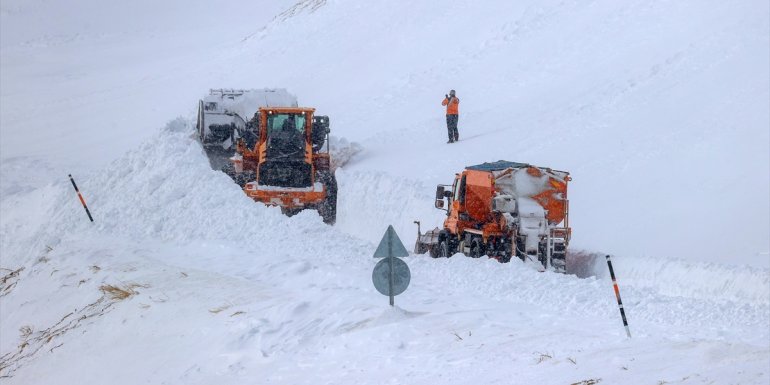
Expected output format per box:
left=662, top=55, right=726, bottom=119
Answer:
left=222, top=0, right=770, bottom=265
left=3, top=0, right=767, bottom=265
left=1, top=0, right=769, bottom=384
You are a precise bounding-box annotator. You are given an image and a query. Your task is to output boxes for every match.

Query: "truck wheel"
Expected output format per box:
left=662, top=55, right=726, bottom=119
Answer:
left=470, top=239, right=484, bottom=258
left=497, top=241, right=513, bottom=263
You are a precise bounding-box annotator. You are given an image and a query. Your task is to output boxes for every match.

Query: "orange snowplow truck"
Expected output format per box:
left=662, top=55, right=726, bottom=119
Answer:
left=414, top=160, right=571, bottom=272
left=225, top=107, right=337, bottom=224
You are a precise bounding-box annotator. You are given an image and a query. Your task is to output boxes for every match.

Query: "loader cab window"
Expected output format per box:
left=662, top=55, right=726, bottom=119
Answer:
left=267, top=113, right=306, bottom=136
left=204, top=102, right=218, bottom=111
left=266, top=113, right=307, bottom=159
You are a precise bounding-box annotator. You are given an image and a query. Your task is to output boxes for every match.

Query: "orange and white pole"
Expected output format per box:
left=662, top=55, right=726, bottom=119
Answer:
left=68, top=174, right=94, bottom=222
left=606, top=255, right=631, bottom=338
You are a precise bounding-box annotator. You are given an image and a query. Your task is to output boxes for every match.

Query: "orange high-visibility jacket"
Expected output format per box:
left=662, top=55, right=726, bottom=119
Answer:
left=442, top=96, right=459, bottom=115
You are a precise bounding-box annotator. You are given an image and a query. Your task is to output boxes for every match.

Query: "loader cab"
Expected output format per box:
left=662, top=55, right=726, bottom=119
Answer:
left=258, top=109, right=313, bottom=188
left=266, top=112, right=306, bottom=159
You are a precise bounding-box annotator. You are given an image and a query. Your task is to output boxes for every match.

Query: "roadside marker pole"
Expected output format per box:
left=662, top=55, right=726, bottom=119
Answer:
left=68, top=174, right=94, bottom=222
left=606, top=255, right=631, bottom=338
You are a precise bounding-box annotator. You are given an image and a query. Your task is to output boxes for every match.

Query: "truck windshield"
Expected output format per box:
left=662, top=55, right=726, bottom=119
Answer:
left=453, top=177, right=466, bottom=202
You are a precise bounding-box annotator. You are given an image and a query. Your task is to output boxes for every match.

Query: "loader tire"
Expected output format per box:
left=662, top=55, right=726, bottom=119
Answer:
left=235, top=171, right=255, bottom=188
left=281, top=207, right=302, bottom=217
left=221, top=163, right=237, bottom=183
left=318, top=171, right=337, bottom=225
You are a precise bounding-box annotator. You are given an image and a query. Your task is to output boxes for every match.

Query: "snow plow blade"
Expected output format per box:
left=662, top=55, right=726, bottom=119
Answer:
left=413, top=221, right=442, bottom=257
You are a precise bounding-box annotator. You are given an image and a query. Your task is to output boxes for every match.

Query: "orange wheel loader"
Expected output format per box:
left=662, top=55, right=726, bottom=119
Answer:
left=223, top=107, right=337, bottom=224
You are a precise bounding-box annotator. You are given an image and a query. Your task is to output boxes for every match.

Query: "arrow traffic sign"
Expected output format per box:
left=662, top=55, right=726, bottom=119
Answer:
left=373, top=225, right=409, bottom=258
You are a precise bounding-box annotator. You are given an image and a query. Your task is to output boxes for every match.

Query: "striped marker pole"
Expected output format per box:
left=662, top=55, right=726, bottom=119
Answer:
left=68, top=174, right=94, bottom=222
left=606, top=255, right=631, bottom=338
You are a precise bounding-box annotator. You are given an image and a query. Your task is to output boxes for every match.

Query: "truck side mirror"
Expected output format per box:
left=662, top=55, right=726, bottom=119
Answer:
left=435, top=186, right=445, bottom=200
left=443, top=190, right=453, bottom=198
left=435, top=199, right=445, bottom=209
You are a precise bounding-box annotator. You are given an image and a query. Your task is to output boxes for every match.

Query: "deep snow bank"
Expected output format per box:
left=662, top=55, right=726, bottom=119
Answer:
left=335, top=169, right=445, bottom=247
left=0, top=118, right=364, bottom=268
left=612, top=255, right=770, bottom=305
left=3, top=116, right=765, bottom=315
left=2, top=117, right=766, bottom=318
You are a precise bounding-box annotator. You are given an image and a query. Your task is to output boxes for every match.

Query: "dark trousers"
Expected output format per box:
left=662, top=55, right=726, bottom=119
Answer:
left=446, top=114, right=459, bottom=141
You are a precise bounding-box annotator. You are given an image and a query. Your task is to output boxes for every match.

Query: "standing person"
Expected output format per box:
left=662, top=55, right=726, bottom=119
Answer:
left=442, top=90, right=460, bottom=143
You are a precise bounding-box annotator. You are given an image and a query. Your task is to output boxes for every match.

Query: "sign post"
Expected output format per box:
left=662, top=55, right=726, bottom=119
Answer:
left=372, top=225, right=410, bottom=306
left=388, top=230, right=394, bottom=305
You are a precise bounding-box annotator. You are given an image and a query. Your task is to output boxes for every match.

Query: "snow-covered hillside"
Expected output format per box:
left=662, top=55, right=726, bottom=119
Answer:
left=1, top=0, right=768, bottom=384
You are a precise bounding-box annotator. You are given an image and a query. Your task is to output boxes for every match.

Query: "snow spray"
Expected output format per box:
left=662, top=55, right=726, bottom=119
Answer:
left=606, top=255, right=631, bottom=338
left=68, top=174, right=94, bottom=222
